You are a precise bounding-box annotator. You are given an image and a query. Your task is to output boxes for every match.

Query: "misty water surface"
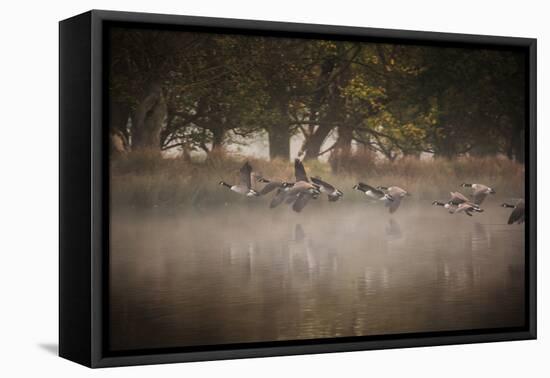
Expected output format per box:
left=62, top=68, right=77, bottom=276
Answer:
left=109, top=202, right=525, bottom=351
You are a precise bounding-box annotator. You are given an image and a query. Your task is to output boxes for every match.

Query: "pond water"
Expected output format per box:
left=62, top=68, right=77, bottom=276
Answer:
left=109, top=201, right=525, bottom=351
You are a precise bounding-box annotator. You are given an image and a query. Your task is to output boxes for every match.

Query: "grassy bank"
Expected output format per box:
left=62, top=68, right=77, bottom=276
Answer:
left=110, top=152, right=525, bottom=209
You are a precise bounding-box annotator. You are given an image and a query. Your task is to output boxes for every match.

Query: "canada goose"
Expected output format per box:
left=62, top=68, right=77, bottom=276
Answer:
left=257, top=178, right=294, bottom=195
left=254, top=176, right=297, bottom=208
left=219, top=161, right=260, bottom=197
left=502, top=199, right=525, bottom=224
left=286, top=159, right=321, bottom=213
left=311, top=177, right=343, bottom=202
left=446, top=191, right=481, bottom=208
left=461, top=183, right=496, bottom=205
left=377, top=186, right=410, bottom=214
left=452, top=203, right=484, bottom=216
left=432, top=191, right=483, bottom=216
left=353, top=182, right=387, bottom=200
left=432, top=201, right=482, bottom=216
left=259, top=179, right=295, bottom=208
left=285, top=180, right=320, bottom=196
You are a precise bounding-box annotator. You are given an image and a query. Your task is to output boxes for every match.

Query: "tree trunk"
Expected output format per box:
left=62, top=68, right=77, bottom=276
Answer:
left=109, top=101, right=130, bottom=155
left=329, top=125, right=353, bottom=173
left=268, top=124, right=290, bottom=160
left=131, top=84, right=167, bottom=153
left=511, top=122, right=525, bottom=163
left=513, top=129, right=525, bottom=163
left=302, top=122, right=332, bottom=160
left=267, top=93, right=291, bottom=161
left=211, top=127, right=226, bottom=152
left=110, top=101, right=130, bottom=137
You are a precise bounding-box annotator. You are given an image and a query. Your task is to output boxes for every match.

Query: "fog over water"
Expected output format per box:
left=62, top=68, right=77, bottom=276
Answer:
left=110, top=202, right=525, bottom=351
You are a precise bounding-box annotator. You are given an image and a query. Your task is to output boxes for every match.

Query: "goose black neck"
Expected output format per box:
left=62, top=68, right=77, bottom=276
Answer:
left=220, top=181, right=232, bottom=188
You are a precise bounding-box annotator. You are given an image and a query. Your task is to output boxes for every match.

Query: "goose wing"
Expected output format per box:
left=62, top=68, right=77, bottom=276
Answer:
left=455, top=203, right=473, bottom=214
left=508, top=200, right=525, bottom=224
left=285, top=192, right=300, bottom=204
left=386, top=196, right=402, bottom=213
left=388, top=186, right=407, bottom=197
left=311, top=177, right=335, bottom=192
left=450, top=191, right=469, bottom=204
left=269, top=188, right=287, bottom=208
left=472, top=189, right=488, bottom=205
left=287, top=181, right=312, bottom=196
left=239, top=161, right=253, bottom=189
left=292, top=192, right=313, bottom=213
left=294, top=159, right=309, bottom=182
left=259, top=181, right=282, bottom=195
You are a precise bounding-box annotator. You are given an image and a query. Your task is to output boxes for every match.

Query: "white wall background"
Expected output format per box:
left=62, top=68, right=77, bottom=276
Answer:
left=0, top=0, right=546, bottom=376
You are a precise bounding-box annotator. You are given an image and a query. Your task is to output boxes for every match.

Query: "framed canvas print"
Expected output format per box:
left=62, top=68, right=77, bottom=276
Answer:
left=59, top=10, right=536, bottom=368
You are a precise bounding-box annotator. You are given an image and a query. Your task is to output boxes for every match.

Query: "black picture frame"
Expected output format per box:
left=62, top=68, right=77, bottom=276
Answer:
left=59, top=9, right=537, bottom=368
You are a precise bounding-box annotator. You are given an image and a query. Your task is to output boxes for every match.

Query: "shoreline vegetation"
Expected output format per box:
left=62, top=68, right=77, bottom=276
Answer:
left=110, top=151, right=524, bottom=209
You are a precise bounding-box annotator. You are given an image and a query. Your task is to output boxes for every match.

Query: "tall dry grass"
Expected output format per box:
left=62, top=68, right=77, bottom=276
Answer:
left=110, top=150, right=525, bottom=209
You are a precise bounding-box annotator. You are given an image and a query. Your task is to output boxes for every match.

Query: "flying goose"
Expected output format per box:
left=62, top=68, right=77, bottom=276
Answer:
left=377, top=186, right=410, bottom=214
left=432, top=191, right=483, bottom=216
left=219, top=161, right=260, bottom=197
left=452, top=202, right=484, bottom=216
left=461, top=183, right=496, bottom=205
left=256, top=176, right=295, bottom=208
left=311, top=177, right=343, bottom=202
left=285, top=159, right=321, bottom=213
left=446, top=191, right=481, bottom=207
left=256, top=177, right=294, bottom=195
left=432, top=191, right=473, bottom=207
left=286, top=181, right=321, bottom=212
left=432, top=201, right=483, bottom=216
left=352, top=182, right=387, bottom=200
left=502, top=199, right=525, bottom=224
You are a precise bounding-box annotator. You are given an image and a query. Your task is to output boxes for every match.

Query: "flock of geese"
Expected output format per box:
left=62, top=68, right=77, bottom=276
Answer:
left=219, top=160, right=525, bottom=224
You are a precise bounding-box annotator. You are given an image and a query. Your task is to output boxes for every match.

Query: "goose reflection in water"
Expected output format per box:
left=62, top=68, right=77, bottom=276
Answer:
left=472, top=222, right=490, bottom=249
left=294, top=223, right=305, bottom=242
left=385, top=218, right=403, bottom=240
